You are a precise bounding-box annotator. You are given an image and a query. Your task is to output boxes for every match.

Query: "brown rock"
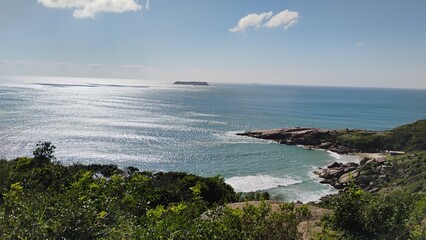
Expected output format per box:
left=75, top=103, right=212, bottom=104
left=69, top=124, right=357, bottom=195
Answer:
left=328, top=169, right=345, bottom=179
left=374, top=158, right=387, bottom=164
left=320, top=179, right=333, bottom=185
left=319, top=142, right=332, bottom=149
left=344, top=166, right=358, bottom=172
left=339, top=171, right=359, bottom=184
left=328, top=162, right=342, bottom=169
left=342, top=162, right=359, bottom=168
left=360, top=157, right=370, bottom=165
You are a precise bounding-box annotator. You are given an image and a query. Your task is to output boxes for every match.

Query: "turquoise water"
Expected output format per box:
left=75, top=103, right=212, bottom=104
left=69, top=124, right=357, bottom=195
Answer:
left=1, top=77, right=425, bottom=202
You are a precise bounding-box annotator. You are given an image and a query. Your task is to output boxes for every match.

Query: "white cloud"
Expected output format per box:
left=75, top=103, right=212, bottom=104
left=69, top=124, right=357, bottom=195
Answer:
left=357, top=41, right=365, bottom=47
left=145, top=0, right=150, bottom=10
left=264, top=10, right=299, bottom=30
left=37, top=0, right=143, bottom=19
left=230, top=9, right=299, bottom=33
left=230, top=12, right=273, bottom=33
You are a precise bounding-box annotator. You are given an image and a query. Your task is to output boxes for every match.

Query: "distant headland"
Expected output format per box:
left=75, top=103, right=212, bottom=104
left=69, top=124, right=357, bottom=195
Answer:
left=173, top=81, right=209, bottom=86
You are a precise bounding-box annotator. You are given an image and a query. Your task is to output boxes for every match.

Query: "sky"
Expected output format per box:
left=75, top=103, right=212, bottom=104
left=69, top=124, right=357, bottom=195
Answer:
left=0, top=0, right=426, bottom=88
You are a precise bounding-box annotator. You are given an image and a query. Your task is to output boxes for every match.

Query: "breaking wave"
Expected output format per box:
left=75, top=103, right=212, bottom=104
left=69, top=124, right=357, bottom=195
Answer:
left=225, top=174, right=302, bottom=192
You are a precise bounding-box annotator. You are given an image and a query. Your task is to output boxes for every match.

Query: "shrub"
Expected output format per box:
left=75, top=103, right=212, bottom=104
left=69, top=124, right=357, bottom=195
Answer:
left=324, top=185, right=418, bottom=239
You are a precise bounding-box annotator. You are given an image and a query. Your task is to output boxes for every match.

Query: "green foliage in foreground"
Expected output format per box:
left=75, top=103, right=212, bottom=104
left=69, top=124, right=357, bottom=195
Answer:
left=0, top=143, right=309, bottom=239
left=318, top=185, right=426, bottom=240
left=138, top=201, right=309, bottom=240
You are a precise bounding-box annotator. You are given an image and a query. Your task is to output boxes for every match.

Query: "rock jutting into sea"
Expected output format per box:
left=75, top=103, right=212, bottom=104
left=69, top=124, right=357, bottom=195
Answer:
left=237, top=120, right=425, bottom=192
left=236, top=127, right=392, bottom=191
left=237, top=127, right=380, bottom=154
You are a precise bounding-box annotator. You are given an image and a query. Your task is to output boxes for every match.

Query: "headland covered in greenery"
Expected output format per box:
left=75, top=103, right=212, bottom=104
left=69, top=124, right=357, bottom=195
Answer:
left=1, top=119, right=425, bottom=239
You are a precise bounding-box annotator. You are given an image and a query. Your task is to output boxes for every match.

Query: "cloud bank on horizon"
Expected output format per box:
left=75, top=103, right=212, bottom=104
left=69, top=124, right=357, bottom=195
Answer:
left=37, top=0, right=148, bottom=18
left=230, top=9, right=299, bottom=33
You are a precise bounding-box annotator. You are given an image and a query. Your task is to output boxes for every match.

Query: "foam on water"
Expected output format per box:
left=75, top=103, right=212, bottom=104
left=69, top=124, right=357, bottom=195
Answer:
left=214, top=131, right=274, bottom=145
left=326, top=150, right=341, bottom=160
left=225, top=175, right=302, bottom=192
left=326, top=150, right=360, bottom=164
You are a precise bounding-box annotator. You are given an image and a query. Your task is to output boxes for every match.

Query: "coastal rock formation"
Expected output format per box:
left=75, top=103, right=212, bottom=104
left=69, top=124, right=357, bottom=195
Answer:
left=238, top=120, right=425, bottom=192
left=237, top=127, right=395, bottom=191
left=237, top=127, right=367, bottom=154
left=238, top=119, right=426, bottom=154
left=313, top=157, right=392, bottom=191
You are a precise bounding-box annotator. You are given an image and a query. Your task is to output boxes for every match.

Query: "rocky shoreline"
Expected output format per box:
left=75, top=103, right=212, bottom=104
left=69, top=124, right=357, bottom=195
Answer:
left=313, top=156, right=391, bottom=192
left=237, top=127, right=392, bottom=192
left=236, top=127, right=381, bottom=154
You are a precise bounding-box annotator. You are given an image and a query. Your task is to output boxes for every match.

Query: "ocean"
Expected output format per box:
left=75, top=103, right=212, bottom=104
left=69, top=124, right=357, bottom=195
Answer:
left=1, top=76, right=425, bottom=202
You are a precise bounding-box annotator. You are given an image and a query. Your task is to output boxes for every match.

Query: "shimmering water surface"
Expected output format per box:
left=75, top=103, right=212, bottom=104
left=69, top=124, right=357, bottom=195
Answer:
left=1, top=77, right=425, bottom=202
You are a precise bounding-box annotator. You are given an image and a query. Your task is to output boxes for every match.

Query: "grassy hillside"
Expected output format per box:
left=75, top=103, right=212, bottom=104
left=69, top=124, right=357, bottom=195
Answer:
left=335, top=119, right=426, bottom=152
left=387, top=119, right=426, bottom=151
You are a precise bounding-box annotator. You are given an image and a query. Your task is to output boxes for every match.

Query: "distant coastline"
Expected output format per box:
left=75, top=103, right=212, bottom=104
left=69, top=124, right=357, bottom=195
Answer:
left=173, top=81, right=209, bottom=86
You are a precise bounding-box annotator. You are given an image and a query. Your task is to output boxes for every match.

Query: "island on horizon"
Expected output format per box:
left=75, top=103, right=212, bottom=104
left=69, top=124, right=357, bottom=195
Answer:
left=173, top=81, right=209, bottom=86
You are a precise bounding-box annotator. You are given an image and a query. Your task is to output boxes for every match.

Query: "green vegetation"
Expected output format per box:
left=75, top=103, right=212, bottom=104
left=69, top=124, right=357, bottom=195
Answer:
left=389, top=119, right=426, bottom=151
left=238, top=191, right=271, bottom=201
left=139, top=201, right=309, bottom=240
left=316, top=119, right=426, bottom=239
left=379, top=151, right=426, bottom=193
left=0, top=142, right=308, bottom=239
left=332, top=124, right=425, bottom=209
left=336, top=119, right=426, bottom=152
left=318, top=185, right=425, bottom=239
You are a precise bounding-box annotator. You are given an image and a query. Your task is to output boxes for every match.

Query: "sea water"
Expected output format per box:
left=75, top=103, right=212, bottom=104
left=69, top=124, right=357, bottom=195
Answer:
left=1, top=76, right=425, bottom=202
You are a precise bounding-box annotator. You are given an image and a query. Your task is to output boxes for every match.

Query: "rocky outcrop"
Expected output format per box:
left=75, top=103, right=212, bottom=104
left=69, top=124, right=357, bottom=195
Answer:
left=239, top=120, right=426, bottom=195
left=237, top=127, right=399, bottom=192
left=237, top=127, right=355, bottom=154
left=237, top=127, right=385, bottom=154
left=313, top=157, right=392, bottom=192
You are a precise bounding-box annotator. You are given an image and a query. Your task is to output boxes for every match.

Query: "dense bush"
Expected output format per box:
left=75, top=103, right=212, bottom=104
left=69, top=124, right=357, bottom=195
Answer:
left=408, top=195, right=426, bottom=239
left=138, top=201, right=309, bottom=240
left=0, top=142, right=310, bottom=239
left=319, top=184, right=423, bottom=239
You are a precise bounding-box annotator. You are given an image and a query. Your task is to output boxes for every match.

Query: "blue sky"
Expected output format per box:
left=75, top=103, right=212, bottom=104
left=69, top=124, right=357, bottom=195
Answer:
left=1, top=0, right=425, bottom=88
